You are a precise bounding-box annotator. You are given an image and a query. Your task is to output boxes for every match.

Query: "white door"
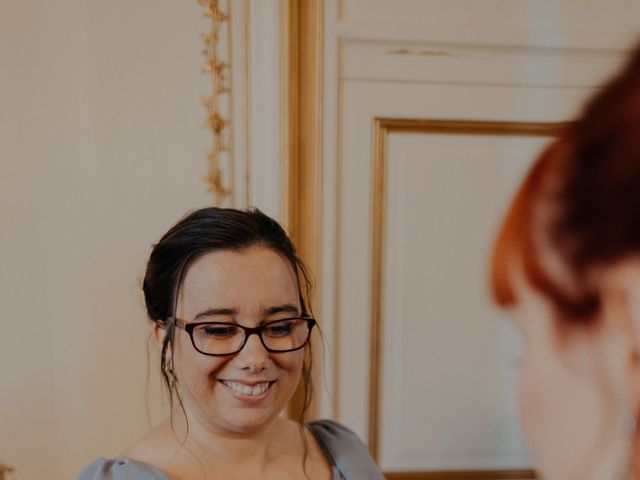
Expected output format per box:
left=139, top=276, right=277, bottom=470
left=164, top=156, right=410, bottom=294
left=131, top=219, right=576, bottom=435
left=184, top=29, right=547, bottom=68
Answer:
left=313, top=1, right=639, bottom=478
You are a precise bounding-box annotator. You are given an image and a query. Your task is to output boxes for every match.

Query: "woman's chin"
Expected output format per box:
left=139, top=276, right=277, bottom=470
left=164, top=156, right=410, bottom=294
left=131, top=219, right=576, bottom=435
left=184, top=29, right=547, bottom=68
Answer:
left=219, top=413, right=279, bottom=435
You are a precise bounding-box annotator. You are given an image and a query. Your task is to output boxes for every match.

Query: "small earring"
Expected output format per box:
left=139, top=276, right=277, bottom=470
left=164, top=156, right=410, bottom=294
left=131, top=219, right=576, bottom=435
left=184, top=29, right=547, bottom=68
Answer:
left=616, top=409, right=639, bottom=480
left=617, top=410, right=637, bottom=439
left=163, top=364, right=176, bottom=389
left=631, top=348, right=640, bottom=365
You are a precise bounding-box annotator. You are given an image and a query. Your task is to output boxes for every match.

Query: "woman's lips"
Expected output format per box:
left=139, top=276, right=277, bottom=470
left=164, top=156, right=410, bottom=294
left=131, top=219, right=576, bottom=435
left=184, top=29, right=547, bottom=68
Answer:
left=218, top=379, right=276, bottom=404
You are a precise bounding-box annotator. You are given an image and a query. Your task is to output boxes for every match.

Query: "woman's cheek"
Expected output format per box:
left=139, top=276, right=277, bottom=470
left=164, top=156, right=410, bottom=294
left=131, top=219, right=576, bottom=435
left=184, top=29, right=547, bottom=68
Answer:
left=517, top=360, right=544, bottom=443
left=516, top=350, right=584, bottom=480
left=517, top=351, right=559, bottom=466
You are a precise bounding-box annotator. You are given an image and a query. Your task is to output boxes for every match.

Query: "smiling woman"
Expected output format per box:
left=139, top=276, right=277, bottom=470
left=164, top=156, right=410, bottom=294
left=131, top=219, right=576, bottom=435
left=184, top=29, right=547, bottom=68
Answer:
left=75, top=207, right=383, bottom=480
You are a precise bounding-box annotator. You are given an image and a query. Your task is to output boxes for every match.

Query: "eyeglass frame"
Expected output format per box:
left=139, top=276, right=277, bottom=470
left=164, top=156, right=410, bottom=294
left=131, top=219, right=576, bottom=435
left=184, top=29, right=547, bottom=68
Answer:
left=167, top=316, right=317, bottom=356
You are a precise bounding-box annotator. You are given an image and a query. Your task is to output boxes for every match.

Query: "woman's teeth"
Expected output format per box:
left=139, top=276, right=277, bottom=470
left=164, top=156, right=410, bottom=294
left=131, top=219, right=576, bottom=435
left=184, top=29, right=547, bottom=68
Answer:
left=222, top=380, right=271, bottom=396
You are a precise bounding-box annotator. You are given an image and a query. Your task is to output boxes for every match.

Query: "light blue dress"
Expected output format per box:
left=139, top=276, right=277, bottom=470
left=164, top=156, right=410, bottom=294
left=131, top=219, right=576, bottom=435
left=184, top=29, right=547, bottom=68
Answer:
left=76, top=419, right=384, bottom=479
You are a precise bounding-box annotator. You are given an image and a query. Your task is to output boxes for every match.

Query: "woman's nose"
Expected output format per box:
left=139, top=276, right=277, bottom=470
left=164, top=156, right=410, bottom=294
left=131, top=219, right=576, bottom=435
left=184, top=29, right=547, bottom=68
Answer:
left=236, top=332, right=269, bottom=372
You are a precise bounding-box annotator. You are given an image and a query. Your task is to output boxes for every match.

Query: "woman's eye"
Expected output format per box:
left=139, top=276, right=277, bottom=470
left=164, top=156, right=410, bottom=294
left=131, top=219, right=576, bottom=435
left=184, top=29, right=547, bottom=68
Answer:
left=200, top=325, right=239, bottom=337
left=264, top=322, right=295, bottom=336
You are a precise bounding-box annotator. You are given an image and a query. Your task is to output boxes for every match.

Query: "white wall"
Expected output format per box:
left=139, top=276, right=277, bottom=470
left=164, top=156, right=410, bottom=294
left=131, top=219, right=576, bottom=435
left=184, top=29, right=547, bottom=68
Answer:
left=0, top=2, right=220, bottom=478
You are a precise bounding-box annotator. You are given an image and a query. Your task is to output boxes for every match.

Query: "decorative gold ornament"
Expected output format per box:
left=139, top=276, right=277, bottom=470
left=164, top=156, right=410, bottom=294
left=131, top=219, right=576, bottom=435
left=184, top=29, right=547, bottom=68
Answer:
left=0, top=462, right=16, bottom=480
left=198, top=0, right=233, bottom=204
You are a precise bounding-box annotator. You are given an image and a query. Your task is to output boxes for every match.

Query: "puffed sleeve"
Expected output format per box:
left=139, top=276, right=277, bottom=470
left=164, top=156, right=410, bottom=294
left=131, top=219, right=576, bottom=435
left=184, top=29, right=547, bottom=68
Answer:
left=308, top=419, right=385, bottom=480
left=75, top=457, right=170, bottom=480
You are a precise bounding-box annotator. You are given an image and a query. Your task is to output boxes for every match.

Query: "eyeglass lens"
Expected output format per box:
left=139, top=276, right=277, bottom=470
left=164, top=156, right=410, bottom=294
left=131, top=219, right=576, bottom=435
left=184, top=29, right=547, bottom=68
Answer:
left=191, top=318, right=311, bottom=355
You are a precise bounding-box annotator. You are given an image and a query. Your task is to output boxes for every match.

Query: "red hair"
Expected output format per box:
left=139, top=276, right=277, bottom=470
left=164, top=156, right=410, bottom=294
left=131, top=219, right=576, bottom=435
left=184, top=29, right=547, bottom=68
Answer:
left=491, top=42, right=640, bottom=322
left=489, top=137, right=597, bottom=319
left=490, top=139, right=559, bottom=307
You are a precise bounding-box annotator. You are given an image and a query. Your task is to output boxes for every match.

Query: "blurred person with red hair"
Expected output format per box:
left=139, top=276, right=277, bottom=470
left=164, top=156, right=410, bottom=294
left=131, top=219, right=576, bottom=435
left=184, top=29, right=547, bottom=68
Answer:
left=491, top=43, right=640, bottom=480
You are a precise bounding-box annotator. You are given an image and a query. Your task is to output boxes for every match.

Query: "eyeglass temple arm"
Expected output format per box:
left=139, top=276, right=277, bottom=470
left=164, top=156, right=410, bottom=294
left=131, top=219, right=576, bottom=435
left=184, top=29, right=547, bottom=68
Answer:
left=166, top=317, right=187, bottom=329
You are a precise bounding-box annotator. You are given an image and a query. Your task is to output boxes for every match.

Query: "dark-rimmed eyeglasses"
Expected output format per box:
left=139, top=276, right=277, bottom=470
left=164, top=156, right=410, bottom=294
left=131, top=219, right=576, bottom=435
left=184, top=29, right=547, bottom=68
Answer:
left=168, top=316, right=316, bottom=356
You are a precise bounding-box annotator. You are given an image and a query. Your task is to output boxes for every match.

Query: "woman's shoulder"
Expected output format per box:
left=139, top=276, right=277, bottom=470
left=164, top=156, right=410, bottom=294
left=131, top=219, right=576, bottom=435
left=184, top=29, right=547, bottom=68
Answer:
left=307, top=419, right=385, bottom=479
left=307, top=419, right=362, bottom=445
left=75, top=456, right=170, bottom=480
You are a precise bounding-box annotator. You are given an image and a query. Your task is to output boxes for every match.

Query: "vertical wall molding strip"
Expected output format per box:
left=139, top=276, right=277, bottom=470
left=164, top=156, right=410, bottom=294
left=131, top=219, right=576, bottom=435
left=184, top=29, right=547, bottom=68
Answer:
left=282, top=0, right=324, bottom=421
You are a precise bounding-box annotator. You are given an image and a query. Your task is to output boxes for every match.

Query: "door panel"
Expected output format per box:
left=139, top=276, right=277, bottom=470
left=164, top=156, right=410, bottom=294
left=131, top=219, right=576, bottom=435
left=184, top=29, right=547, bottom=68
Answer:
left=310, top=1, right=635, bottom=477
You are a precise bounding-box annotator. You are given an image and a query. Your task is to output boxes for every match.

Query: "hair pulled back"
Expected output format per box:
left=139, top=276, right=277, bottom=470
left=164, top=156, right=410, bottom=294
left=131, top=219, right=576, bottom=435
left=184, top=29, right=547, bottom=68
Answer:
left=491, top=42, right=640, bottom=323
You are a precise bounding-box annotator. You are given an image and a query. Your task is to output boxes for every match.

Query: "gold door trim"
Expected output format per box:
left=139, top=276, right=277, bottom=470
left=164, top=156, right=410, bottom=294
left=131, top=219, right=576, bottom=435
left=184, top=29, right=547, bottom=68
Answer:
left=370, top=117, right=565, bottom=478
left=282, top=0, right=324, bottom=421
left=385, top=470, right=537, bottom=479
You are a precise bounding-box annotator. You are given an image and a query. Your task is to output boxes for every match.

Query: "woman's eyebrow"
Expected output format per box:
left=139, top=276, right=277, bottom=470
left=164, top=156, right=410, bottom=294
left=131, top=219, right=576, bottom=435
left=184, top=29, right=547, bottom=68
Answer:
left=263, top=304, right=300, bottom=316
left=193, top=307, right=238, bottom=320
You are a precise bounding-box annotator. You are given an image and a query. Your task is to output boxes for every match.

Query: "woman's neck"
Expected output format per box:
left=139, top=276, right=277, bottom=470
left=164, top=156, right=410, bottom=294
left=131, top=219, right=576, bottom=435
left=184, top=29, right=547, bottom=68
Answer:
left=567, top=428, right=637, bottom=480
left=161, top=411, right=298, bottom=471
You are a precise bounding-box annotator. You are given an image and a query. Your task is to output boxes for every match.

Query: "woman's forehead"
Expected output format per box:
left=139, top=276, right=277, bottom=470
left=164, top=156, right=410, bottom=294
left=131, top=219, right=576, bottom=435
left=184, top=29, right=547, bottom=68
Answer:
left=178, top=246, right=300, bottom=312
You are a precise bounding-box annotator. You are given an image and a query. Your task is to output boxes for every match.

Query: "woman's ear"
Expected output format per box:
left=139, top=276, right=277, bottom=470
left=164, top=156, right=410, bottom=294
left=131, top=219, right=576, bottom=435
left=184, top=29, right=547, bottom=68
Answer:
left=600, top=261, right=640, bottom=343
left=153, top=322, right=167, bottom=346
left=153, top=322, right=175, bottom=371
left=599, top=261, right=640, bottom=407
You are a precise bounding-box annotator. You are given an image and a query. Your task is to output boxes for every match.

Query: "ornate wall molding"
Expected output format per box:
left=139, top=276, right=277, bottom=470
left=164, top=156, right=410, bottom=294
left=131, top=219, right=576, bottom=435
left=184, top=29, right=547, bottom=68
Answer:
left=198, top=0, right=234, bottom=204
left=0, top=462, right=16, bottom=480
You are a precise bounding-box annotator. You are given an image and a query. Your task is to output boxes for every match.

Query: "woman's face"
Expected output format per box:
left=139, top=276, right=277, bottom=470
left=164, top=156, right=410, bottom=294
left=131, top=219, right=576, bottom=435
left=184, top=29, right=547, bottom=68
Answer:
left=510, top=282, right=622, bottom=480
left=170, top=245, right=305, bottom=435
